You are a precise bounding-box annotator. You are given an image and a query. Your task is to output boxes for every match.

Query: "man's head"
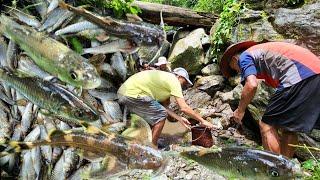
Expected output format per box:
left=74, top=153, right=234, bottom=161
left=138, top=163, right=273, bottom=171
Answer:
left=220, top=41, right=258, bottom=78
left=155, top=57, right=168, bottom=71
left=173, top=67, right=193, bottom=88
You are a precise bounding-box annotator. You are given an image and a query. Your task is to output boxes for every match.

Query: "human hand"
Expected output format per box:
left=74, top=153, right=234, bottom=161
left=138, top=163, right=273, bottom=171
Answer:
left=232, top=108, right=245, bottom=125
left=178, top=117, right=191, bottom=130
left=200, top=120, right=216, bottom=129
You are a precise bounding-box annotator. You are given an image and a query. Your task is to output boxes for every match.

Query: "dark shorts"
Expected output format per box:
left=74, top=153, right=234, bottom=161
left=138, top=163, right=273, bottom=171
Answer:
left=118, top=95, right=167, bottom=126
left=262, top=75, right=320, bottom=133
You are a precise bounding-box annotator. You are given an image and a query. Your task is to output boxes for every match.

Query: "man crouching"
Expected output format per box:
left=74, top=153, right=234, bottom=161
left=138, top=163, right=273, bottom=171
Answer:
left=118, top=67, right=216, bottom=146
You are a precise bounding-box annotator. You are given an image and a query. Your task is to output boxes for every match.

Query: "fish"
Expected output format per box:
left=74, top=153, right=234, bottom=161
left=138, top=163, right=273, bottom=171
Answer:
left=47, top=0, right=59, bottom=14
left=180, top=147, right=301, bottom=179
left=0, top=68, right=99, bottom=124
left=21, top=103, right=34, bottom=136
left=0, top=37, right=9, bottom=67
left=111, top=52, right=127, bottom=81
left=38, top=8, right=67, bottom=31
left=47, top=10, right=74, bottom=33
left=0, top=15, right=101, bottom=89
left=9, top=129, right=164, bottom=177
left=6, top=40, right=17, bottom=70
left=32, top=0, right=48, bottom=20
left=7, top=7, right=41, bottom=28
left=82, top=39, right=138, bottom=55
left=51, top=148, right=79, bottom=180
left=58, top=1, right=165, bottom=46
left=55, top=21, right=99, bottom=36
left=17, top=55, right=52, bottom=79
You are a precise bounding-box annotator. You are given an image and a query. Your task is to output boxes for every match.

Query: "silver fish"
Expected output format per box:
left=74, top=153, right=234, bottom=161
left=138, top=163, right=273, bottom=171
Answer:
left=39, top=125, right=52, bottom=163
left=17, top=55, right=52, bottom=79
left=111, top=52, right=127, bottom=81
left=20, top=151, right=36, bottom=179
left=8, top=8, right=41, bottom=28
left=82, top=39, right=137, bottom=55
left=38, top=8, right=68, bottom=31
left=21, top=103, right=34, bottom=136
left=55, top=21, right=99, bottom=36
left=0, top=37, right=8, bottom=67
left=88, top=90, right=118, bottom=101
left=0, top=108, right=10, bottom=143
left=33, top=0, right=48, bottom=20
left=6, top=40, right=17, bottom=70
left=51, top=148, right=79, bottom=180
left=102, top=100, right=122, bottom=122
left=31, top=146, right=42, bottom=178
left=47, top=11, right=74, bottom=33
left=47, top=0, right=59, bottom=14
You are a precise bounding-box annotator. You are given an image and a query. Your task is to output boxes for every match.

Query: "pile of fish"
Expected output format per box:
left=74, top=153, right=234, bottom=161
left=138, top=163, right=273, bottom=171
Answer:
left=0, top=0, right=166, bottom=179
left=0, top=1, right=304, bottom=179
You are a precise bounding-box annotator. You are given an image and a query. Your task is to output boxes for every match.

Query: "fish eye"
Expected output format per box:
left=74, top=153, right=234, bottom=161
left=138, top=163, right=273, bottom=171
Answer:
left=70, top=71, right=77, bottom=80
left=269, top=169, right=280, bottom=177
left=75, top=110, right=84, bottom=118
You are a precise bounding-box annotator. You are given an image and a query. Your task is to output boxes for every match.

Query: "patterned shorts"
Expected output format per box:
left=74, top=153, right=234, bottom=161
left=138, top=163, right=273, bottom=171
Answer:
left=118, top=95, right=167, bottom=126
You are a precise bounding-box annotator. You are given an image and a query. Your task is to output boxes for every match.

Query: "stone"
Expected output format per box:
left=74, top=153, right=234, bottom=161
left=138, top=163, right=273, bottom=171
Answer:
left=168, top=28, right=208, bottom=74
left=272, top=2, right=320, bottom=57
left=194, top=75, right=225, bottom=96
left=232, top=14, right=284, bottom=43
left=201, top=63, right=221, bottom=76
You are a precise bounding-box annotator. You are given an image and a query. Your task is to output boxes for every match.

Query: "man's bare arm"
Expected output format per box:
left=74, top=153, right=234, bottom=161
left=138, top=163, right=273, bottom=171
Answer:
left=175, top=97, right=215, bottom=129
left=233, top=75, right=258, bottom=124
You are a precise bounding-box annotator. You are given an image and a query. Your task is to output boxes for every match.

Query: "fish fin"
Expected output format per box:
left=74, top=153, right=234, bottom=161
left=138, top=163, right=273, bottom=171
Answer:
left=76, top=149, right=104, bottom=162
left=58, top=0, right=68, bottom=9
left=80, top=121, right=110, bottom=136
left=121, top=114, right=152, bottom=145
left=89, top=54, right=106, bottom=65
left=15, top=99, right=28, bottom=106
left=85, top=156, right=128, bottom=179
left=47, top=129, right=68, bottom=141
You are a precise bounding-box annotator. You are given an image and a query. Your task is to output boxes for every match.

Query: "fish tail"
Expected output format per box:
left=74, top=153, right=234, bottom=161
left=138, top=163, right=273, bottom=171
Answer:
left=58, top=0, right=69, bottom=9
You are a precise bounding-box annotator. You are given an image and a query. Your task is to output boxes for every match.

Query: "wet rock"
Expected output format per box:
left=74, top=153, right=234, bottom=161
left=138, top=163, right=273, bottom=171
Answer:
left=168, top=28, right=208, bottom=75
left=272, top=3, right=320, bottom=57
left=194, top=75, right=225, bottom=97
left=201, top=63, right=221, bottom=76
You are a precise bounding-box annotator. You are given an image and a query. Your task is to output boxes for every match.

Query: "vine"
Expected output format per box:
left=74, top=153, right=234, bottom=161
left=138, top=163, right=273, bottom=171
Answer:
left=209, top=0, right=243, bottom=61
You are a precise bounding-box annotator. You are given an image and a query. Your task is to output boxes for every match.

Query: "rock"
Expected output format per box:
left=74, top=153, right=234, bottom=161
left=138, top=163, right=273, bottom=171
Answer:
left=272, top=2, right=320, bottom=57
left=168, top=28, right=208, bottom=74
left=243, top=0, right=304, bottom=10
left=232, top=13, right=284, bottom=43
left=170, top=28, right=191, bottom=49
left=194, top=75, right=225, bottom=96
left=201, top=63, right=221, bottom=76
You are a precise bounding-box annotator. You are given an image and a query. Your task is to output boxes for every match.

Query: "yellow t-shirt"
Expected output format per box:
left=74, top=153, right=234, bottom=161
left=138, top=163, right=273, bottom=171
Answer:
left=118, top=70, right=183, bottom=102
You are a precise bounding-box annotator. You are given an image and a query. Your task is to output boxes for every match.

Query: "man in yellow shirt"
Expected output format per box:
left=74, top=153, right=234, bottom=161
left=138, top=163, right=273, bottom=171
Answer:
left=118, top=68, right=216, bottom=146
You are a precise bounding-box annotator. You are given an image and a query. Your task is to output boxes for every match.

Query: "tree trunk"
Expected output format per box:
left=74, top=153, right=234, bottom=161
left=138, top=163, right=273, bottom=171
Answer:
left=132, top=1, right=218, bottom=27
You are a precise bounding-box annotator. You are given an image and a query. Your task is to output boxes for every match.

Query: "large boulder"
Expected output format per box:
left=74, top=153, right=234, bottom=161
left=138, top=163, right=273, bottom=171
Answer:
left=194, top=75, right=225, bottom=97
left=168, top=28, right=208, bottom=75
left=201, top=63, right=221, bottom=76
left=272, top=2, right=320, bottom=57
left=232, top=9, right=284, bottom=43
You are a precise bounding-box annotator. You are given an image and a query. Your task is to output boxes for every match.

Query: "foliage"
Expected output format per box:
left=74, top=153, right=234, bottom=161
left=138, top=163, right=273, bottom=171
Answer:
left=140, top=0, right=198, bottom=8
left=194, top=0, right=224, bottom=13
left=210, top=0, right=243, bottom=61
left=76, top=0, right=141, bottom=18
left=302, top=159, right=320, bottom=179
